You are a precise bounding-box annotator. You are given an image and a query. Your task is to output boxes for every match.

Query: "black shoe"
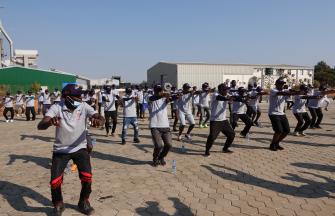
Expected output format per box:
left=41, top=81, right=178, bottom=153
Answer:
left=204, top=151, right=210, bottom=157
left=159, top=158, right=166, bottom=166
left=152, top=159, right=159, bottom=167
left=314, top=125, right=322, bottom=129
left=310, top=126, right=315, bottom=129
left=121, top=139, right=126, bottom=145
left=78, top=200, right=95, bottom=215
left=222, top=148, right=233, bottom=153
left=133, top=138, right=140, bottom=143
left=269, top=145, right=277, bottom=151
left=53, top=203, right=65, bottom=216
left=173, top=128, right=178, bottom=132
left=277, top=145, right=284, bottom=150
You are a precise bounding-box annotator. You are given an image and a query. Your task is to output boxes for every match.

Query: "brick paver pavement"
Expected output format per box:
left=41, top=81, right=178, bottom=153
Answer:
left=0, top=103, right=335, bottom=215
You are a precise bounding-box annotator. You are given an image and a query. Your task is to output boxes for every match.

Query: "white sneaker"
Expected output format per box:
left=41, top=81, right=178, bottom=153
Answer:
left=293, top=132, right=300, bottom=136
left=6, top=120, right=9, bottom=123
left=10, top=119, right=14, bottom=122
left=300, top=132, right=307, bottom=136
left=177, top=135, right=182, bottom=141
left=185, top=134, right=192, bottom=140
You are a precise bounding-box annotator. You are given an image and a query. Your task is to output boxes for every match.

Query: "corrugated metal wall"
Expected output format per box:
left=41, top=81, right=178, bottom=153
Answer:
left=0, top=67, right=76, bottom=93
left=147, top=63, right=177, bottom=87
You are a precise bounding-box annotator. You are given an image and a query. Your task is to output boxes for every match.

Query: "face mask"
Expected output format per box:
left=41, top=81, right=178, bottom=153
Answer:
left=65, top=96, right=82, bottom=109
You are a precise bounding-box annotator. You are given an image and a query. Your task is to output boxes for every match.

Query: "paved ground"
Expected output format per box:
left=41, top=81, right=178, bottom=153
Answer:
left=1, top=103, right=335, bottom=216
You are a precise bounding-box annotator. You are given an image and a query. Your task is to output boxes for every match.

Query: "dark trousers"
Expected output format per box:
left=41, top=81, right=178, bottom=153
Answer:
left=294, top=112, right=311, bottom=132
left=199, top=106, right=210, bottom=125
left=232, top=113, right=253, bottom=135
left=104, top=111, right=117, bottom=134
left=308, top=107, right=323, bottom=128
left=50, top=149, right=92, bottom=206
left=206, top=120, right=235, bottom=152
left=25, top=107, right=36, bottom=121
left=98, top=103, right=102, bottom=115
left=139, top=103, right=145, bottom=118
left=286, top=101, right=294, bottom=110
left=151, top=128, right=172, bottom=160
left=3, top=107, right=14, bottom=120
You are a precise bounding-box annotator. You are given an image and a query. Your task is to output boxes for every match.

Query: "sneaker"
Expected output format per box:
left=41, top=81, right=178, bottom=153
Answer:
left=10, top=119, right=13, bottom=123
left=177, top=135, right=182, bottom=141
left=173, top=128, right=178, bottom=132
left=269, top=145, right=277, bottom=151
left=185, top=134, right=192, bottom=140
left=53, top=203, right=65, bottom=216
left=204, top=123, right=209, bottom=128
left=240, top=132, right=247, bottom=138
left=199, top=124, right=205, bottom=129
left=222, top=148, right=233, bottom=153
left=133, top=138, right=140, bottom=143
left=300, top=132, right=307, bottom=136
left=309, top=126, right=315, bottom=129
left=6, top=120, right=9, bottom=123
left=111, top=133, right=115, bottom=137
left=277, top=145, right=284, bottom=150
left=121, top=139, right=126, bottom=145
left=78, top=200, right=95, bottom=215
left=105, top=133, right=109, bottom=137
left=152, top=159, right=159, bottom=167
left=159, top=158, right=166, bottom=166
left=314, top=125, right=322, bottom=129
left=293, top=132, right=301, bottom=136
left=204, top=151, right=211, bottom=157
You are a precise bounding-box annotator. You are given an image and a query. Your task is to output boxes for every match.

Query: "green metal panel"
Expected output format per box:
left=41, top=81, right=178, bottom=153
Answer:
left=0, top=67, right=76, bottom=93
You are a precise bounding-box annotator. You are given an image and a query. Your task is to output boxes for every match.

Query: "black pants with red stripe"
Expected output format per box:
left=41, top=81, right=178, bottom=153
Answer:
left=50, top=149, right=92, bottom=206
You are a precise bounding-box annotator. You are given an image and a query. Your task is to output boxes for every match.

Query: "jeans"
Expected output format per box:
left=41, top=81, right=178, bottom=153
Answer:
left=121, top=117, right=139, bottom=140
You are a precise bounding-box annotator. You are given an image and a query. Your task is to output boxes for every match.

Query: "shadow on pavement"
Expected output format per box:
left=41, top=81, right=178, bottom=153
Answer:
left=291, top=162, right=335, bottom=173
left=0, top=180, right=52, bottom=214
left=135, top=197, right=194, bottom=216
left=91, top=151, right=150, bottom=165
left=20, top=134, right=55, bottom=142
left=202, top=164, right=335, bottom=199
left=7, top=154, right=51, bottom=169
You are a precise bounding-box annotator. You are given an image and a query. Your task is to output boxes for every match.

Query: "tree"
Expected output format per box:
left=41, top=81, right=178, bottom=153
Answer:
left=314, top=61, right=335, bottom=87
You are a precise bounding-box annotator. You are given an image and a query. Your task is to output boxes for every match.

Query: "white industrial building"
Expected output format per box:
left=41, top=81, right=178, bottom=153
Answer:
left=147, top=62, right=314, bottom=89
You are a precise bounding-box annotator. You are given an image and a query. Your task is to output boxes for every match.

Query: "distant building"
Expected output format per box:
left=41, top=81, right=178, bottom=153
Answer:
left=147, top=62, right=314, bottom=88
left=0, top=66, right=90, bottom=93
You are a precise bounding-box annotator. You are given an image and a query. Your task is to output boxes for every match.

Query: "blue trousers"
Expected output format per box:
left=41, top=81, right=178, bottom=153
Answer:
left=121, top=117, right=139, bottom=140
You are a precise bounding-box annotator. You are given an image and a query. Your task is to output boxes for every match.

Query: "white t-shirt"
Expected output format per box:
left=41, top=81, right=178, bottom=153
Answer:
left=193, top=94, right=200, bottom=105
left=308, top=90, right=322, bottom=108
left=136, top=90, right=144, bottom=104
left=292, top=95, right=307, bottom=113
left=210, top=93, right=228, bottom=121
left=3, top=96, right=14, bottom=108
left=232, top=98, right=246, bottom=114
left=38, top=91, right=44, bottom=102
left=148, top=95, right=169, bottom=128
left=199, top=92, right=210, bottom=107
left=122, top=95, right=137, bottom=117
left=25, top=95, right=35, bottom=107
left=111, top=89, right=119, bottom=101
left=268, top=89, right=286, bottom=115
left=15, top=94, right=24, bottom=105
left=43, top=93, right=51, bottom=105
left=53, top=91, right=61, bottom=102
left=46, top=102, right=96, bottom=153
left=248, top=90, right=259, bottom=107
left=103, top=93, right=116, bottom=111
left=177, top=93, right=193, bottom=114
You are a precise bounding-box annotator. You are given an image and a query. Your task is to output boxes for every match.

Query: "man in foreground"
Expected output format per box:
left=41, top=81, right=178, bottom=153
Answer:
left=37, top=84, right=105, bottom=216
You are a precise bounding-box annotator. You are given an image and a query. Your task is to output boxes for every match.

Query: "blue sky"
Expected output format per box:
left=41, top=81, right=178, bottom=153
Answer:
left=1, top=0, right=334, bottom=82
